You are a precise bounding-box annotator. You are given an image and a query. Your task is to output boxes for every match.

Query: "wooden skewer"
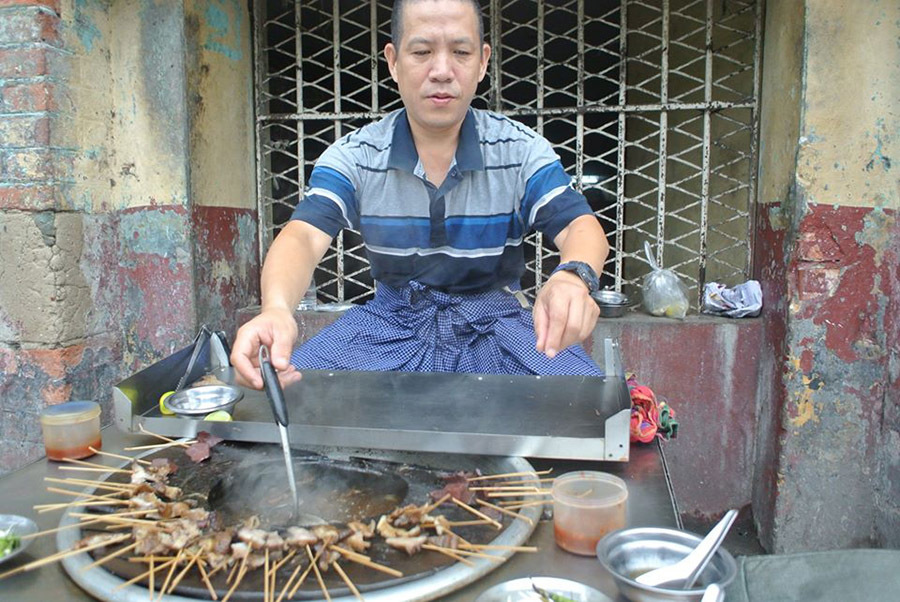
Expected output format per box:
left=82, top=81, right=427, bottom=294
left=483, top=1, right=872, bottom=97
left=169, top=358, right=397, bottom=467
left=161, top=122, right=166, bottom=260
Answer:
left=329, top=545, right=370, bottom=562
left=421, top=543, right=474, bottom=567
left=469, top=486, right=541, bottom=492
left=221, top=553, right=249, bottom=602
left=128, top=556, right=178, bottom=563
left=63, top=456, right=134, bottom=472
left=287, top=545, right=323, bottom=599
left=306, top=544, right=331, bottom=602
left=264, top=549, right=270, bottom=602
left=196, top=556, right=219, bottom=601
left=497, top=499, right=549, bottom=510
left=167, top=552, right=198, bottom=595
left=45, top=486, right=125, bottom=501
left=36, top=499, right=131, bottom=513
left=149, top=558, right=155, bottom=600
left=125, top=439, right=196, bottom=452
left=467, top=468, right=553, bottom=482
left=20, top=516, right=106, bottom=541
left=45, top=476, right=132, bottom=493
left=427, top=546, right=504, bottom=562
left=59, top=466, right=133, bottom=475
left=138, top=423, right=194, bottom=448
left=226, top=557, right=240, bottom=584
left=458, top=543, right=539, bottom=552
left=332, top=560, right=363, bottom=601
left=445, top=519, right=493, bottom=527
left=114, top=556, right=178, bottom=590
left=279, top=546, right=318, bottom=602
left=483, top=477, right=555, bottom=485
left=331, top=547, right=403, bottom=578
left=421, top=492, right=451, bottom=514
left=80, top=541, right=139, bottom=572
left=476, top=498, right=535, bottom=526
left=69, top=511, right=158, bottom=526
left=0, top=533, right=131, bottom=580
left=90, top=446, right=151, bottom=466
left=451, top=497, right=503, bottom=529
left=486, top=490, right=552, bottom=498
left=156, top=548, right=184, bottom=601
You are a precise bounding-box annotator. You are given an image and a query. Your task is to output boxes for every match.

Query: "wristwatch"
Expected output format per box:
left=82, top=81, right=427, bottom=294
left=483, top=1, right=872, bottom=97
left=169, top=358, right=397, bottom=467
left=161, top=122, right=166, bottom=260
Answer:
left=551, top=261, right=600, bottom=293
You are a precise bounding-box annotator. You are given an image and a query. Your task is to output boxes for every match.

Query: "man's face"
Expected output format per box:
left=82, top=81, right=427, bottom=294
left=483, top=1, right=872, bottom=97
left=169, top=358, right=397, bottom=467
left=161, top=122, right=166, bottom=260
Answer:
left=385, top=0, right=491, bottom=136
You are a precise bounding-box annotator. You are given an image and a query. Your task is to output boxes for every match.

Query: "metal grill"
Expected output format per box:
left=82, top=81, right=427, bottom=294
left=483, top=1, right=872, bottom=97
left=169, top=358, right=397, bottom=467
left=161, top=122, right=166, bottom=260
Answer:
left=253, top=0, right=762, bottom=304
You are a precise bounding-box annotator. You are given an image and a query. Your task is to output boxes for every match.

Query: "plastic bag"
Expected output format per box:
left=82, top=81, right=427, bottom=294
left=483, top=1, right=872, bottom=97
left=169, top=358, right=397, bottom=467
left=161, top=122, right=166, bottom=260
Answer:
left=641, top=241, right=690, bottom=319
left=702, top=280, right=762, bottom=318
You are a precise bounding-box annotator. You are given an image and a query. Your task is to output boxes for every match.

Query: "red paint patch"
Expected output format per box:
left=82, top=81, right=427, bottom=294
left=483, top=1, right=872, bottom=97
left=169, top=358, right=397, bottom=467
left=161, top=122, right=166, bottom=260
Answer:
left=799, top=348, right=814, bottom=373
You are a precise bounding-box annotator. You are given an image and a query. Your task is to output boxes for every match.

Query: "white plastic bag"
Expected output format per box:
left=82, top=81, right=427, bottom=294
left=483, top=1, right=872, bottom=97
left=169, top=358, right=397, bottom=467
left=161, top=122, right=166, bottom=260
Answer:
left=642, top=241, right=690, bottom=319
left=702, top=280, right=762, bottom=318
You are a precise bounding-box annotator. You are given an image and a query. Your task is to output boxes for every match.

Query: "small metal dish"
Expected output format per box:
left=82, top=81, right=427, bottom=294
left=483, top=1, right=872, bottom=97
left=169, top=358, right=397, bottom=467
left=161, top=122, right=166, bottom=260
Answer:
left=0, top=514, right=38, bottom=565
left=163, top=385, right=244, bottom=418
left=592, top=290, right=631, bottom=318
left=475, top=576, right=612, bottom=602
left=596, top=527, right=738, bottom=602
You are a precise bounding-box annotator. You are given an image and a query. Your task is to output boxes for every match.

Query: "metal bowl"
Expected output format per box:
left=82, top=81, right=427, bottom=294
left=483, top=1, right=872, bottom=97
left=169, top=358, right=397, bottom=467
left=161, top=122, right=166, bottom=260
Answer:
left=163, top=385, right=244, bottom=418
left=475, top=576, right=612, bottom=602
left=596, top=527, right=738, bottom=602
left=0, top=514, right=38, bottom=565
left=592, top=290, right=631, bottom=318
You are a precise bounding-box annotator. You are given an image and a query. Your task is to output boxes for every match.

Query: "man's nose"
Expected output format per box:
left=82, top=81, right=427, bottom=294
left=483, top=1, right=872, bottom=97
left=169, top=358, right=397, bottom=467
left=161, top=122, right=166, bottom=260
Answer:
left=429, top=51, right=453, bottom=80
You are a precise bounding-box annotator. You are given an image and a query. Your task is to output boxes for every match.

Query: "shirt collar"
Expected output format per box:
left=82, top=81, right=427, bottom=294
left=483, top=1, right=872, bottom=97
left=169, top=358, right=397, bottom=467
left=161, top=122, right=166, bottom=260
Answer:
left=387, top=109, right=485, bottom=173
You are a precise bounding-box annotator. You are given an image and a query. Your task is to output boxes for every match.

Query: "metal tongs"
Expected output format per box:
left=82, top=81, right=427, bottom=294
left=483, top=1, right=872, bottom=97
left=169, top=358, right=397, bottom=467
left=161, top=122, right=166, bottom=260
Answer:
left=258, top=345, right=301, bottom=519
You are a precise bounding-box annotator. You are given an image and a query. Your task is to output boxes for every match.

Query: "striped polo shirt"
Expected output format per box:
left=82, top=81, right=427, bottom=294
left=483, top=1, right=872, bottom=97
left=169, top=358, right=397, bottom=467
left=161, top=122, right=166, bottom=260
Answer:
left=291, top=107, right=593, bottom=293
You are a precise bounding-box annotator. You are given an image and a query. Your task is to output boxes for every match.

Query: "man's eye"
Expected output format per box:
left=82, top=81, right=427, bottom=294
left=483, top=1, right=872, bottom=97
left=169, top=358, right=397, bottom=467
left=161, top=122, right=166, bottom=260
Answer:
left=412, top=50, right=430, bottom=56
left=454, top=50, right=471, bottom=56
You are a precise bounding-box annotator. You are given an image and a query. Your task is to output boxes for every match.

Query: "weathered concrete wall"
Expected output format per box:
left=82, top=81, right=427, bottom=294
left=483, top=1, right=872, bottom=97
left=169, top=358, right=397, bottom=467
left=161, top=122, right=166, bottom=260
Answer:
left=754, top=0, right=899, bottom=551
left=0, top=0, right=258, bottom=475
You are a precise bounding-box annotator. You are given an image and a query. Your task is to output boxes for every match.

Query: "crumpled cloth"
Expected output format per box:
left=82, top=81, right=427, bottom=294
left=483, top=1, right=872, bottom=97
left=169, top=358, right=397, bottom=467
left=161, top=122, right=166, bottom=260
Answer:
left=628, top=375, right=679, bottom=443
left=701, top=280, right=762, bottom=318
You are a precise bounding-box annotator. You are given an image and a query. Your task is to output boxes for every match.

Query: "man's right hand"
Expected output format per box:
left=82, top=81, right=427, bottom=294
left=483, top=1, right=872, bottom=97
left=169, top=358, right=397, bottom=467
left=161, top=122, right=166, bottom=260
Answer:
left=230, top=308, right=302, bottom=390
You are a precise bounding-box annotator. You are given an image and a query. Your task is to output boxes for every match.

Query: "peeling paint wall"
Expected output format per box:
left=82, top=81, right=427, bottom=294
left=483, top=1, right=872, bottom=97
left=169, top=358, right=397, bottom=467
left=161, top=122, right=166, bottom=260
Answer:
left=754, top=0, right=900, bottom=551
left=0, top=0, right=258, bottom=475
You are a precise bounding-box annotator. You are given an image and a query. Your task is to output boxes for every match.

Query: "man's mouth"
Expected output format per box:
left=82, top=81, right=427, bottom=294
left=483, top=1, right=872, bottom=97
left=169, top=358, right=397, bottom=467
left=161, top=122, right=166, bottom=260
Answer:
left=428, top=93, right=455, bottom=103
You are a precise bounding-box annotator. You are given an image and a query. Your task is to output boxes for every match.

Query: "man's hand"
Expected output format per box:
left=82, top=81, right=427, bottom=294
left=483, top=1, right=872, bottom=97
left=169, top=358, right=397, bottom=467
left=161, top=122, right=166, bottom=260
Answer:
left=533, top=270, right=600, bottom=358
left=231, top=308, right=302, bottom=390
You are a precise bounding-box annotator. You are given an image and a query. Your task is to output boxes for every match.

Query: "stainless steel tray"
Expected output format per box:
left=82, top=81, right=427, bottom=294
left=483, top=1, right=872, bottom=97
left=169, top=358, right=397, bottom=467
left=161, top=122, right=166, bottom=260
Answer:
left=114, top=339, right=631, bottom=461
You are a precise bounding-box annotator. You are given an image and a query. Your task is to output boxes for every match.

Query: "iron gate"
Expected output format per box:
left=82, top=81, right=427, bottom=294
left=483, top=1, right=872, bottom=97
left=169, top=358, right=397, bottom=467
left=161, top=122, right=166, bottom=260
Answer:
left=253, top=0, right=762, bottom=304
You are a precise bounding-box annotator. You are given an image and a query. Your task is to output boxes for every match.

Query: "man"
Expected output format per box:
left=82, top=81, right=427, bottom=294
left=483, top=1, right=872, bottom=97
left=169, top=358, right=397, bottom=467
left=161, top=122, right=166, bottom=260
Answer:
left=232, top=0, right=609, bottom=389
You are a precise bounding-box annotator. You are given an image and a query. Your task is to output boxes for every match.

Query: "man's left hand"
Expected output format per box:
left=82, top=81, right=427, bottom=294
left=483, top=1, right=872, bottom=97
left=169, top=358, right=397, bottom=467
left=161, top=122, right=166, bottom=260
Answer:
left=533, top=271, right=600, bottom=359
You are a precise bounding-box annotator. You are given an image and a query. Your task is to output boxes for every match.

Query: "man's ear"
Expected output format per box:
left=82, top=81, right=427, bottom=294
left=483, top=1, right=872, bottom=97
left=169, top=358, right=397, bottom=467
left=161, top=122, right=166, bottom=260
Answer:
left=478, top=44, right=491, bottom=82
left=385, top=43, right=399, bottom=82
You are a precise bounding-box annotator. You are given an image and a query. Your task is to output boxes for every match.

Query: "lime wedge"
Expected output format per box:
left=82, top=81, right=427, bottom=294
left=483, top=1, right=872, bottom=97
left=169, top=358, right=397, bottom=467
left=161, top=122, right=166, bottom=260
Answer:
left=204, top=410, right=233, bottom=422
left=159, top=391, right=175, bottom=415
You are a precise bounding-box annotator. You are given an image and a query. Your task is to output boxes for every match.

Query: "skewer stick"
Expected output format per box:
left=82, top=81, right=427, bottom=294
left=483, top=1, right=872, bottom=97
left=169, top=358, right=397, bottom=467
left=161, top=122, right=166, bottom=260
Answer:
left=80, top=541, right=139, bottom=571
left=196, top=556, right=219, bottom=601
left=421, top=543, right=474, bottom=567
left=221, top=553, right=249, bottom=602
left=458, top=543, right=539, bottom=552
left=486, top=490, right=552, bottom=498
left=332, top=560, right=363, bottom=601
left=20, top=516, right=105, bottom=540
left=59, top=466, right=133, bottom=475
left=467, top=468, right=553, bottom=482
left=63, top=456, right=134, bottom=472
left=0, top=533, right=131, bottom=580
left=445, top=519, right=493, bottom=527
left=69, top=511, right=158, bottom=526
left=331, top=547, right=403, bottom=578
left=279, top=546, right=317, bottom=602
left=264, top=549, right=270, bottom=602
left=90, top=446, right=151, bottom=466
left=45, top=486, right=125, bottom=501
left=115, top=556, right=178, bottom=590
left=156, top=548, right=184, bottom=601
left=451, top=497, right=503, bottom=529
left=287, top=545, right=325, bottom=599
left=306, top=544, right=332, bottom=602
left=44, top=476, right=132, bottom=493
left=421, top=492, right=451, bottom=514
left=482, top=477, right=555, bottom=485
left=497, top=499, right=549, bottom=510
left=149, top=558, right=154, bottom=600
left=36, top=499, right=131, bottom=513
left=476, top=498, right=535, bottom=526
left=125, top=439, right=196, bottom=452
left=330, top=544, right=370, bottom=562
left=167, top=552, right=198, bottom=594
left=138, top=423, right=194, bottom=448
left=425, top=545, right=504, bottom=562
left=469, top=486, right=541, bottom=492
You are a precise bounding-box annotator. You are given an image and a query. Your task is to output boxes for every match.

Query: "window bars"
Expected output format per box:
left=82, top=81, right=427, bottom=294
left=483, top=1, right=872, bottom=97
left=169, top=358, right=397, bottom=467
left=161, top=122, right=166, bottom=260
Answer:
left=253, top=0, right=762, bottom=304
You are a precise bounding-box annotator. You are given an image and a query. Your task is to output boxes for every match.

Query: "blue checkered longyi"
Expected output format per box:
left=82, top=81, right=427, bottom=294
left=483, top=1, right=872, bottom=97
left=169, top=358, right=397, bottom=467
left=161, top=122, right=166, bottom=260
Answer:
left=290, top=281, right=604, bottom=376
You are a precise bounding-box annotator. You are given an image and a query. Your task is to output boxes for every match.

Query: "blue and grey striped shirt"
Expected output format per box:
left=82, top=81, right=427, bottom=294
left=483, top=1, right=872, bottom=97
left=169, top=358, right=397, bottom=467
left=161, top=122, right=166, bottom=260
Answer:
left=291, top=108, right=593, bottom=293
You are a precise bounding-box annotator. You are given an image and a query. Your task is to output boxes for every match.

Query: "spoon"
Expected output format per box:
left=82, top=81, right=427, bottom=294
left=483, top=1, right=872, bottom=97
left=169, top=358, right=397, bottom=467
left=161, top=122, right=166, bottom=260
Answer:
left=636, top=509, right=738, bottom=588
left=701, top=584, right=724, bottom=602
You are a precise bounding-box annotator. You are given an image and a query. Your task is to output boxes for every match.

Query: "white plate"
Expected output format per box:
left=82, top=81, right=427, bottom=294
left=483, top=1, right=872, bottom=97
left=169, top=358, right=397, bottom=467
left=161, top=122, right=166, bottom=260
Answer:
left=475, top=576, right=613, bottom=602
left=0, top=514, right=38, bottom=565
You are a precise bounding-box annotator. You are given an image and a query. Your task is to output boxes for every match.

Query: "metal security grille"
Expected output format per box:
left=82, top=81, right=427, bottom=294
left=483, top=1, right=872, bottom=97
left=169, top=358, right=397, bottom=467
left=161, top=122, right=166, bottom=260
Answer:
left=253, top=0, right=762, bottom=304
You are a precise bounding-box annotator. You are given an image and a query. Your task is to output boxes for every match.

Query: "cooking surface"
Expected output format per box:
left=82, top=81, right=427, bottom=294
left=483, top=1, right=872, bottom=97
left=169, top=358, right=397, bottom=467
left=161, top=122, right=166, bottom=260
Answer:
left=0, top=426, right=677, bottom=601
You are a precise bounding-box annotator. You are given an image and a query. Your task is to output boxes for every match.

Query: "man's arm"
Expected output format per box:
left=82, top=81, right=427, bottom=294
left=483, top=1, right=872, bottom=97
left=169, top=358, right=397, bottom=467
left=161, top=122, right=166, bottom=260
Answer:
left=533, top=214, right=609, bottom=358
left=231, top=220, right=333, bottom=388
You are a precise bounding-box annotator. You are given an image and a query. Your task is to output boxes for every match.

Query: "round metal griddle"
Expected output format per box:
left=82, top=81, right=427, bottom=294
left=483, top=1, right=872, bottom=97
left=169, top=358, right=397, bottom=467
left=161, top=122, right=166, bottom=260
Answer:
left=58, top=441, right=541, bottom=601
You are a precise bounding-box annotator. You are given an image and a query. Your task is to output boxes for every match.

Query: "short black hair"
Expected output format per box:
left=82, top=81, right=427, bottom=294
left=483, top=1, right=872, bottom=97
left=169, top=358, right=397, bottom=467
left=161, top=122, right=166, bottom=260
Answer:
left=391, top=0, right=485, bottom=48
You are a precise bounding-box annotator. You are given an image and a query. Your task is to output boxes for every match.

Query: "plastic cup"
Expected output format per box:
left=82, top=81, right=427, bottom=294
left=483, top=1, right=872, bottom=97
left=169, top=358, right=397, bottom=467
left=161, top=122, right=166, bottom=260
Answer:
left=552, top=471, right=628, bottom=556
left=40, top=401, right=102, bottom=461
